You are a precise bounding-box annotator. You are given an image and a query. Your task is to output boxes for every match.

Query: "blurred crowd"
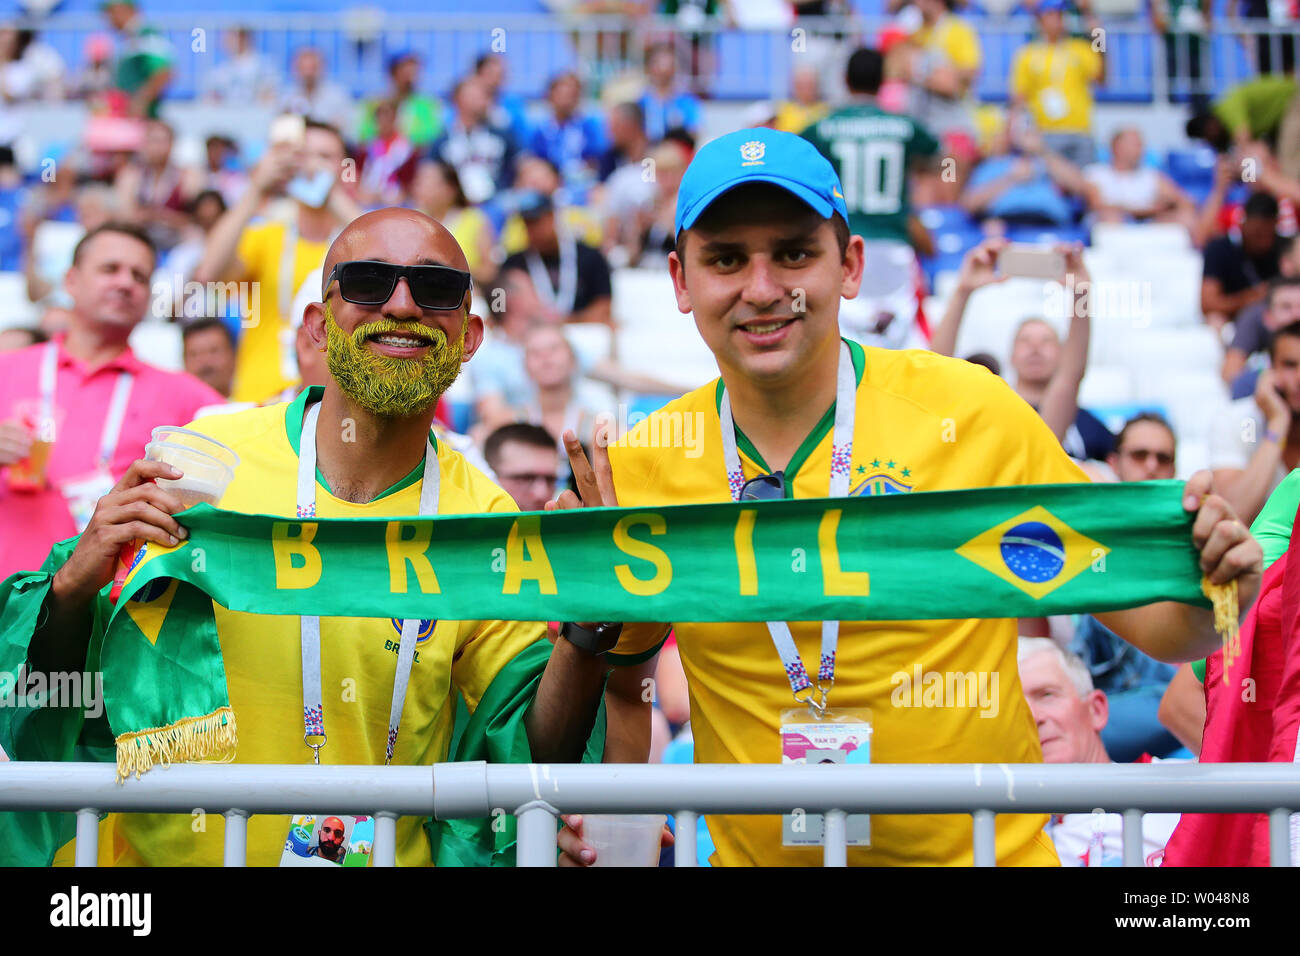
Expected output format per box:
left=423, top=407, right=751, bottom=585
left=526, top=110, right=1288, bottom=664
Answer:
left=1, top=0, right=1299, bottom=866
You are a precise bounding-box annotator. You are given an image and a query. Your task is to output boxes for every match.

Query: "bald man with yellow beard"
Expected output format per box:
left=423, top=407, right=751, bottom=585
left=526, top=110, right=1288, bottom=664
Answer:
left=25, top=208, right=615, bottom=866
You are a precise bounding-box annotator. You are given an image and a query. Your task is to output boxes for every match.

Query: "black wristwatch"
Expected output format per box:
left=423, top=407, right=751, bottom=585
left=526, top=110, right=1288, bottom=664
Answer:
left=559, top=621, right=623, bottom=656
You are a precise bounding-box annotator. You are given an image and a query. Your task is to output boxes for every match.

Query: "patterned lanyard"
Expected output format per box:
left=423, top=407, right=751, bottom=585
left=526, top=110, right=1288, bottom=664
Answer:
left=295, top=398, right=440, bottom=764
left=718, top=340, right=856, bottom=717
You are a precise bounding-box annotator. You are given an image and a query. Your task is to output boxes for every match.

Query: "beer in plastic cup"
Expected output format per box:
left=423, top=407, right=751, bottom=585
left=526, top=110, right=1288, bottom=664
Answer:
left=109, top=427, right=240, bottom=602
left=7, top=399, right=62, bottom=493
left=581, top=814, right=666, bottom=867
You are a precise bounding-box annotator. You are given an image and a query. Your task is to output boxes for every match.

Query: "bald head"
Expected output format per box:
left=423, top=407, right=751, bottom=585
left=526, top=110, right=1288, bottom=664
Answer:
left=321, top=208, right=471, bottom=298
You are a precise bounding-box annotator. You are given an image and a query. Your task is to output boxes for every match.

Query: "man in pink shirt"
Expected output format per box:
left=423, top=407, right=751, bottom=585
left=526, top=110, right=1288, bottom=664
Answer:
left=0, top=222, right=224, bottom=579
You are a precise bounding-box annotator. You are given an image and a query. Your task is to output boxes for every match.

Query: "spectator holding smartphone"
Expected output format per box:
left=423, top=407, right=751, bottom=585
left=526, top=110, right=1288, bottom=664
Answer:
left=194, top=117, right=362, bottom=403
left=1210, top=320, right=1300, bottom=524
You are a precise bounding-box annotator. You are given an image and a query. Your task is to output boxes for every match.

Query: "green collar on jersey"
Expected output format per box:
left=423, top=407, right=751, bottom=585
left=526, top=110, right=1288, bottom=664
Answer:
left=713, top=337, right=866, bottom=498
left=284, top=385, right=439, bottom=502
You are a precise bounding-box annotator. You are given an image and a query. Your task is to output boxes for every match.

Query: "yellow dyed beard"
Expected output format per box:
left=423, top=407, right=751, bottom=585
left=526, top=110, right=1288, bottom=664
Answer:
left=324, top=303, right=466, bottom=418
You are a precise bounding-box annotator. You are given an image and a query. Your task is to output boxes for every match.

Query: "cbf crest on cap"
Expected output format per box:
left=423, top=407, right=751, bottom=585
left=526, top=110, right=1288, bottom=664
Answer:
left=740, top=140, right=766, bottom=164
left=674, top=127, right=850, bottom=237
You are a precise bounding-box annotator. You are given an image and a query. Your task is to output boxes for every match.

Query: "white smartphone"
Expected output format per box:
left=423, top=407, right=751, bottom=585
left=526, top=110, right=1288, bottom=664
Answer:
left=268, top=114, right=306, bottom=147
left=997, top=243, right=1065, bottom=280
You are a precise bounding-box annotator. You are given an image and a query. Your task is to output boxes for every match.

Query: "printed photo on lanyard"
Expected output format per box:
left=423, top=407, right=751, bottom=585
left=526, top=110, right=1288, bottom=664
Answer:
left=284, top=401, right=438, bottom=863
left=781, top=707, right=873, bottom=848
left=280, top=813, right=373, bottom=867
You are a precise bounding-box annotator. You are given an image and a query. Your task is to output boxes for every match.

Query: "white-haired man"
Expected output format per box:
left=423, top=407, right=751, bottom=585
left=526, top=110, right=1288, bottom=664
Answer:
left=1017, top=637, right=1182, bottom=866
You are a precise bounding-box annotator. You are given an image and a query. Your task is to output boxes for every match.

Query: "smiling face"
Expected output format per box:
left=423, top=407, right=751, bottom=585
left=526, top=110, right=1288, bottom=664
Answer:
left=304, top=210, right=483, bottom=419
left=669, top=183, right=863, bottom=388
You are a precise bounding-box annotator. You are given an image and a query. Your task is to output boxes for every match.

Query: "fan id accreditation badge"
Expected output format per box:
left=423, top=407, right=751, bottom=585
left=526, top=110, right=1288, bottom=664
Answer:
left=781, top=708, right=872, bottom=847
left=58, top=467, right=117, bottom=533
left=280, top=813, right=374, bottom=867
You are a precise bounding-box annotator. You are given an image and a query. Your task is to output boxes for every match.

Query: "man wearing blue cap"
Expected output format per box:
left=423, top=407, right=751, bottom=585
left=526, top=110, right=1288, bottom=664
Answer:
left=553, top=126, right=1260, bottom=867
left=1009, top=0, right=1105, bottom=167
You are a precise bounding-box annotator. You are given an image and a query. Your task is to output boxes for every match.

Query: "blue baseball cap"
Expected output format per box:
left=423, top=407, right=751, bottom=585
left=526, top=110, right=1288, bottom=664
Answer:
left=674, top=127, right=850, bottom=239
left=1037, top=0, right=1070, bottom=12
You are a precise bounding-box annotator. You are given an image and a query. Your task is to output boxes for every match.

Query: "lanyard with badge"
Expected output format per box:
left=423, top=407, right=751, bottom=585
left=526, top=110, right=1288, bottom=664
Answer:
left=526, top=232, right=578, bottom=317
left=1038, top=41, right=1073, bottom=123
left=279, top=398, right=439, bottom=867
left=720, top=340, right=872, bottom=848
left=37, top=342, right=135, bottom=532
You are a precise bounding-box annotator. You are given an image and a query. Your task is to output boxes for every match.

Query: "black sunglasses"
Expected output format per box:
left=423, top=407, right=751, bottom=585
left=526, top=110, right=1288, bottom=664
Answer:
left=740, top=470, right=785, bottom=501
left=325, top=260, right=472, bottom=311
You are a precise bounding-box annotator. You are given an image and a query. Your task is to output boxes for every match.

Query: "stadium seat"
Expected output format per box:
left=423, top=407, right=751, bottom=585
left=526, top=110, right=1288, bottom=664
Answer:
left=1174, top=437, right=1209, bottom=480
left=1087, top=400, right=1170, bottom=436
left=1079, top=365, right=1135, bottom=407
left=0, top=273, right=39, bottom=329
left=1091, top=222, right=1192, bottom=255
left=612, top=268, right=684, bottom=333
left=1133, top=370, right=1227, bottom=443
left=565, top=321, right=614, bottom=366
left=1166, top=146, right=1218, bottom=196
left=128, top=320, right=184, bottom=374
left=615, top=322, right=718, bottom=393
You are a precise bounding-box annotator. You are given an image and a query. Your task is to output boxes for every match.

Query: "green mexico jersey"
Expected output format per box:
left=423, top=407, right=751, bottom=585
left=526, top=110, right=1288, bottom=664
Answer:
left=802, top=103, right=939, bottom=244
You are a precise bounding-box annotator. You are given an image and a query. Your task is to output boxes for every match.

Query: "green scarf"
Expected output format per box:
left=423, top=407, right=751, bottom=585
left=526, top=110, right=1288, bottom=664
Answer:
left=96, top=479, right=1230, bottom=777
left=1, top=480, right=1234, bottom=863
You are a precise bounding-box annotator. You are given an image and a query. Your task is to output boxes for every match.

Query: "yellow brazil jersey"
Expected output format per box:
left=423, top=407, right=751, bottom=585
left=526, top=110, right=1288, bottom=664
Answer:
left=501, top=205, right=604, bottom=256
left=60, top=386, right=544, bottom=867
left=606, top=339, right=1089, bottom=867
left=231, top=220, right=330, bottom=405
left=1011, top=39, right=1102, bottom=134
left=914, top=14, right=982, bottom=72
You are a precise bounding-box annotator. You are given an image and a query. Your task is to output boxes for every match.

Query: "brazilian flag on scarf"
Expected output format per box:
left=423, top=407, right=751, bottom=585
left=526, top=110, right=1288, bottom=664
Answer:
left=0, top=481, right=1235, bottom=865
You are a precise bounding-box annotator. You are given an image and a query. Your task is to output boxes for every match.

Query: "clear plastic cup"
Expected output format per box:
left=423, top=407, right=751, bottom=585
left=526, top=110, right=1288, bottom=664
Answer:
left=145, top=427, right=240, bottom=510
left=581, top=814, right=666, bottom=867
left=145, top=442, right=236, bottom=509
left=109, top=427, right=240, bottom=602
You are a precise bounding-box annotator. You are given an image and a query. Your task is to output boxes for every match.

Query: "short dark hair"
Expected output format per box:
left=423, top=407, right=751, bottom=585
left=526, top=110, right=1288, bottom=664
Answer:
left=662, top=126, right=696, bottom=154
left=612, top=101, right=645, bottom=132
left=1244, top=191, right=1280, bottom=221
left=845, top=47, right=884, bottom=96
left=484, top=422, right=557, bottom=471
left=304, top=118, right=347, bottom=155
left=674, top=183, right=851, bottom=261
left=474, top=52, right=499, bottom=73
left=1269, top=320, right=1300, bottom=359
left=71, top=220, right=157, bottom=269
left=182, top=317, right=237, bottom=349
left=963, top=352, right=1001, bottom=376
left=1115, top=411, right=1176, bottom=453
left=1267, top=275, right=1300, bottom=309
left=189, top=188, right=226, bottom=217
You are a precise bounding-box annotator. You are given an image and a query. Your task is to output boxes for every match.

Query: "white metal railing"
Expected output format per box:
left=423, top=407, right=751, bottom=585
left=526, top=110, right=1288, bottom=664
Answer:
left=3, top=760, right=1298, bottom=867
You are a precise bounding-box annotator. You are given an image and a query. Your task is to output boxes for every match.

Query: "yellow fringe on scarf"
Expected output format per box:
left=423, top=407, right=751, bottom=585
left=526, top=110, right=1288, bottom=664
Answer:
left=1201, top=577, right=1240, bottom=685
left=115, top=708, right=237, bottom=782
